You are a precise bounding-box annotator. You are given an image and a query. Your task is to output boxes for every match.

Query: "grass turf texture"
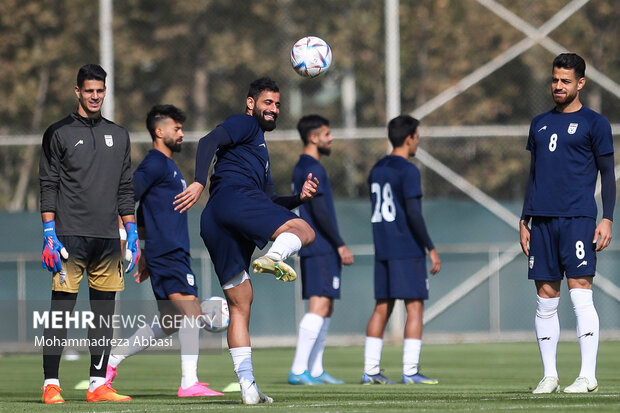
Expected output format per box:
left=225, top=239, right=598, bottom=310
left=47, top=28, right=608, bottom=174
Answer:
left=0, top=342, right=618, bottom=412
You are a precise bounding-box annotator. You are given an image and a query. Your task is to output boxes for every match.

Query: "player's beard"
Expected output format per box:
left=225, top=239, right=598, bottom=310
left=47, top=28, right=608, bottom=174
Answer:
left=552, top=88, right=578, bottom=107
left=318, top=145, right=331, bottom=156
left=165, top=139, right=182, bottom=153
left=253, top=108, right=277, bottom=131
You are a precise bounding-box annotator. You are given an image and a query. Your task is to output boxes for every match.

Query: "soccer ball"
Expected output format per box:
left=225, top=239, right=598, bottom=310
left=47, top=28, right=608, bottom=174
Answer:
left=200, top=296, right=230, bottom=333
left=290, top=36, right=332, bottom=78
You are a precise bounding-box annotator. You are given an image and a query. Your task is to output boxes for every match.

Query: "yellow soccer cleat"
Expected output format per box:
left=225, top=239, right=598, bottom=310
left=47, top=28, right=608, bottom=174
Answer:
left=252, top=256, right=297, bottom=282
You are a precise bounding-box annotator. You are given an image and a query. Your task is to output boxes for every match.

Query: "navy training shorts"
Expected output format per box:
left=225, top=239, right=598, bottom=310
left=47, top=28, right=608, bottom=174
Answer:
left=374, top=256, right=429, bottom=300
left=200, top=185, right=298, bottom=285
left=528, top=216, right=596, bottom=281
left=300, top=252, right=342, bottom=299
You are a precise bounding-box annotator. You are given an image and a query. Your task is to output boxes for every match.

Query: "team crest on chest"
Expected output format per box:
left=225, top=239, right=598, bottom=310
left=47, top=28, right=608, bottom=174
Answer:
left=567, top=123, right=578, bottom=135
left=104, top=134, right=114, bottom=147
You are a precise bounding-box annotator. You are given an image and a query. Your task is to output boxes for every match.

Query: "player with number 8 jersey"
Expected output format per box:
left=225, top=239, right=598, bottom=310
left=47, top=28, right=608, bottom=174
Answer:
left=520, top=53, right=615, bottom=394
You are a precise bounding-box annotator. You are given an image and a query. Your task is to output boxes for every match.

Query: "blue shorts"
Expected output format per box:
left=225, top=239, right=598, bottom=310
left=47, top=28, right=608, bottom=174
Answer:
left=528, top=216, right=597, bottom=281
left=374, top=257, right=428, bottom=300
left=300, top=253, right=341, bottom=299
left=146, top=249, right=198, bottom=301
left=200, top=185, right=298, bottom=285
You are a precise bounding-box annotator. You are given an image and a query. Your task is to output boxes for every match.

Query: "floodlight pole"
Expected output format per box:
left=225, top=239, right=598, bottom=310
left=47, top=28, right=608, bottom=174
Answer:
left=385, top=0, right=401, bottom=120
left=99, top=0, right=115, bottom=120
left=385, top=0, right=405, bottom=341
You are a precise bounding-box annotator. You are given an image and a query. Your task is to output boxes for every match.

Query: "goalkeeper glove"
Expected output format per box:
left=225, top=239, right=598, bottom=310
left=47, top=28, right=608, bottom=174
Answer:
left=41, top=220, right=69, bottom=273
left=124, top=222, right=140, bottom=273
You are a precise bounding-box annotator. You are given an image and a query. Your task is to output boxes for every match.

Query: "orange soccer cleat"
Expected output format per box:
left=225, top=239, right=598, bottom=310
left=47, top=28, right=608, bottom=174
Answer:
left=42, top=384, right=65, bottom=404
left=86, top=383, right=132, bottom=402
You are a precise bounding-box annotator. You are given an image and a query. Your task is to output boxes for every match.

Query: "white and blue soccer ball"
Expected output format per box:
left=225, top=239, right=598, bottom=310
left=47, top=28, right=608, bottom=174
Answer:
left=200, top=296, right=230, bottom=333
left=290, top=36, right=332, bottom=78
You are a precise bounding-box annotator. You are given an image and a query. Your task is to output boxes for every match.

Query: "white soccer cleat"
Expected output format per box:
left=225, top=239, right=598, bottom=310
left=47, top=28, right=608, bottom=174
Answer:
left=563, top=376, right=598, bottom=393
left=532, top=376, right=560, bottom=394
left=241, top=381, right=273, bottom=405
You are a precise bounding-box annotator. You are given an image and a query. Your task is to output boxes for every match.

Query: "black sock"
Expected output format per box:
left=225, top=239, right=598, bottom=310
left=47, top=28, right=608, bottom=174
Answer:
left=88, top=288, right=116, bottom=378
left=43, top=291, right=78, bottom=380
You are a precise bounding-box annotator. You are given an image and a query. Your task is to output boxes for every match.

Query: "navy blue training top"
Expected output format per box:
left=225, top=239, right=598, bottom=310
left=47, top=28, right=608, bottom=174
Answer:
left=368, top=155, right=425, bottom=260
left=293, top=154, right=341, bottom=257
left=523, top=105, right=614, bottom=219
left=133, top=149, right=190, bottom=257
left=207, top=114, right=273, bottom=196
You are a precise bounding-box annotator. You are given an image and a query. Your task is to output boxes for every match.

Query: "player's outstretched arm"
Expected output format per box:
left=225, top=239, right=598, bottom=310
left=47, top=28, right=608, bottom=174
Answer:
left=429, top=249, right=441, bottom=275
left=519, top=219, right=530, bottom=256
left=174, top=182, right=204, bottom=213
left=594, top=218, right=613, bottom=252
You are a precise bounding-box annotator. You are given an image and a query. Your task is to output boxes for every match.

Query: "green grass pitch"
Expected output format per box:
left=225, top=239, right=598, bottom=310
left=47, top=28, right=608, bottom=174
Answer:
left=1, top=342, right=619, bottom=412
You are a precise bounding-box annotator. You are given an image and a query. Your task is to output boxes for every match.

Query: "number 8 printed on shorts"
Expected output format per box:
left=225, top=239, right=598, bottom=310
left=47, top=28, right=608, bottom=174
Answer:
left=575, top=240, right=585, bottom=260
left=370, top=182, right=396, bottom=223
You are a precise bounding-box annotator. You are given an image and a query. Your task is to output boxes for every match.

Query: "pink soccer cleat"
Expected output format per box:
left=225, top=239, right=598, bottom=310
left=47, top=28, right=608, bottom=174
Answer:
left=177, top=382, right=224, bottom=397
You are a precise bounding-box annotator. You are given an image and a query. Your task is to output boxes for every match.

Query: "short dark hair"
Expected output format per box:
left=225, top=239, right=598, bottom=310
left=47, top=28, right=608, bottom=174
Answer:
left=247, top=77, right=279, bottom=101
left=146, top=104, right=186, bottom=140
left=388, top=115, right=419, bottom=148
left=297, top=114, right=329, bottom=145
left=76, top=64, right=107, bottom=88
left=553, top=53, right=586, bottom=79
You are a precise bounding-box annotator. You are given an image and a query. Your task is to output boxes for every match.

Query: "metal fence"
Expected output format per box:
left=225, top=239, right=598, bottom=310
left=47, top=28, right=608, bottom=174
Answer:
left=2, top=238, right=619, bottom=352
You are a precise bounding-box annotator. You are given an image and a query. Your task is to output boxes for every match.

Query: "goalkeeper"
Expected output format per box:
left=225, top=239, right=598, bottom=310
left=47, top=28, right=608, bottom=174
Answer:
left=38, top=64, right=136, bottom=404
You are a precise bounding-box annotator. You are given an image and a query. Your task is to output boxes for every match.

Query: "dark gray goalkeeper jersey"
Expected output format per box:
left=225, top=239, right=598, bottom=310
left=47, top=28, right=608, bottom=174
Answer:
left=39, top=112, right=134, bottom=238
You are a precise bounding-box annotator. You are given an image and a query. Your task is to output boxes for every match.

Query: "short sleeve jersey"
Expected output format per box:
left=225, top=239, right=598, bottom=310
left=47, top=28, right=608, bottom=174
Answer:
left=523, top=105, right=614, bottom=219
left=209, top=114, right=272, bottom=195
left=293, top=154, right=339, bottom=257
left=133, top=149, right=190, bottom=257
left=369, top=155, right=425, bottom=260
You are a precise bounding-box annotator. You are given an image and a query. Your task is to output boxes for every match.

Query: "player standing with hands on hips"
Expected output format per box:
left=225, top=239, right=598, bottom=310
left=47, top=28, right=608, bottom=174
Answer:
left=38, top=64, right=137, bottom=404
left=288, top=115, right=354, bottom=385
left=174, top=77, right=319, bottom=404
left=520, top=53, right=615, bottom=394
left=362, top=115, right=441, bottom=385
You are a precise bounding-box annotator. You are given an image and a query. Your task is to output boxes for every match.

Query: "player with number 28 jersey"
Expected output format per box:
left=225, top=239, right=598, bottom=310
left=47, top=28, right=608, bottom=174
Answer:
left=369, top=156, right=425, bottom=260
left=362, top=115, right=440, bottom=386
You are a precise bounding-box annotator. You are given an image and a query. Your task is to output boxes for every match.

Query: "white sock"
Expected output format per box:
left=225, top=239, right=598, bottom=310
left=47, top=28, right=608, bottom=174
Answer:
left=403, top=338, right=422, bottom=376
left=535, top=295, right=560, bottom=378
left=88, top=376, right=105, bottom=392
left=179, top=316, right=200, bottom=388
left=266, top=232, right=302, bottom=261
left=43, top=379, right=60, bottom=388
left=109, top=323, right=166, bottom=367
left=570, top=288, right=599, bottom=382
left=309, top=317, right=331, bottom=377
left=364, top=336, right=383, bottom=375
left=230, top=346, right=254, bottom=387
left=181, top=357, right=199, bottom=388
left=291, top=313, right=323, bottom=375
